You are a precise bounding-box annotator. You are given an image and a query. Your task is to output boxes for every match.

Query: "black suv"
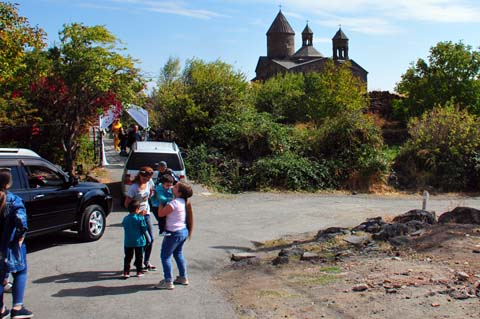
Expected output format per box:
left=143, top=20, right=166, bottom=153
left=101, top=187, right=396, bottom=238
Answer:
left=0, top=148, right=112, bottom=241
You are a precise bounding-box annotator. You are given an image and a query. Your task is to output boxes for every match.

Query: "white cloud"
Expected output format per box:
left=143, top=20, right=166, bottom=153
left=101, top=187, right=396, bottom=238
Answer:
left=95, top=0, right=225, bottom=19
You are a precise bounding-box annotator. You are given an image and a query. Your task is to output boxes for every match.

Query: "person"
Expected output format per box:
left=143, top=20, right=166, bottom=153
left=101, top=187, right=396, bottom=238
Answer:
left=124, top=166, right=157, bottom=272
left=118, top=127, right=128, bottom=156
left=155, top=161, right=179, bottom=185
left=155, top=182, right=193, bottom=290
left=150, top=175, right=174, bottom=236
left=122, top=200, right=148, bottom=278
left=111, top=118, right=122, bottom=152
left=126, top=124, right=142, bottom=151
left=0, top=169, right=33, bottom=319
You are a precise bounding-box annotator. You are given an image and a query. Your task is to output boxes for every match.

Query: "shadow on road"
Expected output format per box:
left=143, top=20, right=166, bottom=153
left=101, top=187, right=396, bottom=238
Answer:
left=52, top=284, right=158, bottom=297
left=33, top=270, right=121, bottom=284
left=26, top=231, right=83, bottom=253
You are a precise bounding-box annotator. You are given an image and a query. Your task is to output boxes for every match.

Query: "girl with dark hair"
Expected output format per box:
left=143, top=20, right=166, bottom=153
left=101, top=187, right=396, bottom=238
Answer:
left=0, top=169, right=33, bottom=319
left=155, top=182, right=193, bottom=290
left=124, top=166, right=156, bottom=273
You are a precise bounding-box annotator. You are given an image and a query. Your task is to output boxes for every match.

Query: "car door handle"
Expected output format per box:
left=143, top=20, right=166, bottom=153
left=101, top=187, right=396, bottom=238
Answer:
left=33, top=194, right=45, bottom=199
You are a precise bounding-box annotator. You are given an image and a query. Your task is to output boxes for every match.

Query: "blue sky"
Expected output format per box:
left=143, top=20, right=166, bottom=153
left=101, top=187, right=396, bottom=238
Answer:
left=15, top=0, right=480, bottom=92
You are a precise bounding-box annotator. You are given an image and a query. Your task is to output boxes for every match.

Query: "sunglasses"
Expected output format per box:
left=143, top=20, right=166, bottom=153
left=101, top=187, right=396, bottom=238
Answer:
left=139, top=170, right=153, bottom=176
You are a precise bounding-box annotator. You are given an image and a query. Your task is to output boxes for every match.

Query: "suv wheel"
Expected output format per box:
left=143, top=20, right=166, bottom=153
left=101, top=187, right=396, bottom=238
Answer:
left=79, top=204, right=106, bottom=241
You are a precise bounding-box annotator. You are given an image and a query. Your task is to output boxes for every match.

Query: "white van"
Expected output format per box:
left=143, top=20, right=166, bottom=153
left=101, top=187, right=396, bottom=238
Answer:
left=121, top=141, right=187, bottom=200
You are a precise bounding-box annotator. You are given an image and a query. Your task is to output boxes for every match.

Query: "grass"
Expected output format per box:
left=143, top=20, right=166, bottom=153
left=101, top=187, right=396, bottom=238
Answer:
left=257, top=289, right=297, bottom=299
left=288, top=273, right=340, bottom=286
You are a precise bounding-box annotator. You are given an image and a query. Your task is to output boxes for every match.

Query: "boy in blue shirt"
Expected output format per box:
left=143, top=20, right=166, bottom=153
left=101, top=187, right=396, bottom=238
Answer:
left=151, top=175, right=174, bottom=235
left=122, top=200, right=148, bottom=278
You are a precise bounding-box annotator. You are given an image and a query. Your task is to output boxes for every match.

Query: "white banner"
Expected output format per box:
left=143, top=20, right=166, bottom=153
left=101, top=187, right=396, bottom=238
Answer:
left=99, top=110, right=115, bottom=129
left=126, top=104, right=149, bottom=129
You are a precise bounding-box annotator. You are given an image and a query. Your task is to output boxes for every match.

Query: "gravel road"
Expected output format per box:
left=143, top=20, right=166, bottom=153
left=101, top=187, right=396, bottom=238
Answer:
left=20, top=139, right=480, bottom=319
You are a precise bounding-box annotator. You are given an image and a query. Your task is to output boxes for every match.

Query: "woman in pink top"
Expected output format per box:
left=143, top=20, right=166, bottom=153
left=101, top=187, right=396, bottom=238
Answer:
left=155, top=182, right=193, bottom=290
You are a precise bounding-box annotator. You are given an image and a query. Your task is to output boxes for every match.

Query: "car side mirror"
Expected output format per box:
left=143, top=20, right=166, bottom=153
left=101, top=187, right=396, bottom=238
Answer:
left=69, top=175, right=79, bottom=186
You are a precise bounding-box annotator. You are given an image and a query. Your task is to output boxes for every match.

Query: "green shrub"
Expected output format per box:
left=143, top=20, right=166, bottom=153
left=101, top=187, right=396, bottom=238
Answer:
left=394, top=104, right=480, bottom=191
left=184, top=144, right=245, bottom=193
left=76, top=134, right=96, bottom=173
left=209, top=107, right=295, bottom=161
left=248, top=152, right=335, bottom=191
left=312, top=111, right=387, bottom=189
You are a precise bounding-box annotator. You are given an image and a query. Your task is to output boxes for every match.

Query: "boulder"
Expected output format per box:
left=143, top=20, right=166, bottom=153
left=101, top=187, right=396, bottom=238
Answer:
left=316, top=227, right=350, bottom=241
left=438, top=207, right=480, bottom=225
left=372, top=223, right=410, bottom=240
left=272, top=255, right=289, bottom=265
left=392, top=209, right=436, bottom=224
left=279, top=247, right=304, bottom=257
left=353, top=217, right=386, bottom=233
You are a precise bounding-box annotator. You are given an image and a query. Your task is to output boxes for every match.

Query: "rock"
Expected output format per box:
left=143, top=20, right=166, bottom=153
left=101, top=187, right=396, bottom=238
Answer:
left=316, top=227, right=350, bottom=241
left=279, top=247, right=304, bottom=257
left=352, top=283, right=369, bottom=292
left=232, top=257, right=261, bottom=268
left=343, top=235, right=371, bottom=246
left=388, top=236, right=411, bottom=246
left=272, top=255, right=289, bottom=265
left=373, top=223, right=410, bottom=240
left=353, top=217, right=385, bottom=234
left=231, top=252, right=257, bottom=261
left=438, top=207, right=480, bottom=225
left=300, top=252, right=324, bottom=262
left=393, top=209, right=436, bottom=224
left=449, top=288, right=475, bottom=300
left=457, top=271, right=469, bottom=281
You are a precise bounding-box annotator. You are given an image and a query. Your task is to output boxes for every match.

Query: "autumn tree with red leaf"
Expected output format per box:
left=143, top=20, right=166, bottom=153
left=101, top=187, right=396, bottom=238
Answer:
left=29, top=23, right=145, bottom=176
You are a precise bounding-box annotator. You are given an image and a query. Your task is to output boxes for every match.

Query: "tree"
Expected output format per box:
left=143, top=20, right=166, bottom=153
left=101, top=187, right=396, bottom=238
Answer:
left=30, top=23, right=145, bottom=175
left=157, top=56, right=181, bottom=86
left=395, top=41, right=480, bottom=119
left=152, top=58, right=249, bottom=145
left=254, top=72, right=306, bottom=123
left=0, top=1, right=45, bottom=89
left=0, top=1, right=45, bottom=136
left=304, top=61, right=368, bottom=125
left=394, top=103, right=480, bottom=191
left=253, top=61, right=368, bottom=126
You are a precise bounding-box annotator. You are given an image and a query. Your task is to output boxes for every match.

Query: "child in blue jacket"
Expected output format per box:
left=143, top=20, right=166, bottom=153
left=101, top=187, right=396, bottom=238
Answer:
left=151, top=175, right=174, bottom=235
left=122, top=200, right=148, bottom=278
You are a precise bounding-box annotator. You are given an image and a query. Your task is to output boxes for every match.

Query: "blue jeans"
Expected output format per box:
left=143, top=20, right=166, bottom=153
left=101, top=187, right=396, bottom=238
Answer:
left=143, top=214, right=154, bottom=266
left=0, top=245, right=28, bottom=309
left=160, top=228, right=188, bottom=282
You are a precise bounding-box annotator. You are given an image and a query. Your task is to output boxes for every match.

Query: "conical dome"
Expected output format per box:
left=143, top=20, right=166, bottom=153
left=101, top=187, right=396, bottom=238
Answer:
left=267, top=10, right=295, bottom=35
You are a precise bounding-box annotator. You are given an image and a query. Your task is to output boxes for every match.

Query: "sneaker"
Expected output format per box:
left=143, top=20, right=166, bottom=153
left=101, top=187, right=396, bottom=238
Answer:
left=154, top=280, right=174, bottom=290
left=136, top=271, right=145, bottom=277
left=3, top=282, right=12, bottom=293
left=10, top=306, right=33, bottom=319
left=144, top=263, right=157, bottom=271
left=1, top=308, right=10, bottom=319
left=122, top=272, right=130, bottom=279
left=173, top=276, right=189, bottom=285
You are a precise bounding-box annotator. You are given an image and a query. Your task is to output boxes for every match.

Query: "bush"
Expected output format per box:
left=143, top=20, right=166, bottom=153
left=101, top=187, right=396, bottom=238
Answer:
left=312, top=111, right=387, bottom=190
left=184, top=144, right=246, bottom=193
left=394, top=104, right=480, bottom=191
left=248, top=152, right=335, bottom=191
left=209, top=107, right=294, bottom=162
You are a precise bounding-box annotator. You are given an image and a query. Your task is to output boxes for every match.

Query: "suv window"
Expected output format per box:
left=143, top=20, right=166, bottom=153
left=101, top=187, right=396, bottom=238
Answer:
left=26, top=165, right=65, bottom=188
left=126, top=153, right=183, bottom=170
left=0, top=166, right=22, bottom=191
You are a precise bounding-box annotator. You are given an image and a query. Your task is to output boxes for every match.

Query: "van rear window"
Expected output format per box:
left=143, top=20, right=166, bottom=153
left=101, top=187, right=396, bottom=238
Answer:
left=126, top=153, right=184, bottom=170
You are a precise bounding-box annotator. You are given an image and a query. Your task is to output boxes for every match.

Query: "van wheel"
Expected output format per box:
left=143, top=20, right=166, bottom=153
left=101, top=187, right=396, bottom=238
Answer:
left=79, top=204, right=106, bottom=241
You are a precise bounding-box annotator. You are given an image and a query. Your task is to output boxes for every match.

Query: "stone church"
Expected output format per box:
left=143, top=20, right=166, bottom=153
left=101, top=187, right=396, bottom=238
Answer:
left=254, top=11, right=368, bottom=83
